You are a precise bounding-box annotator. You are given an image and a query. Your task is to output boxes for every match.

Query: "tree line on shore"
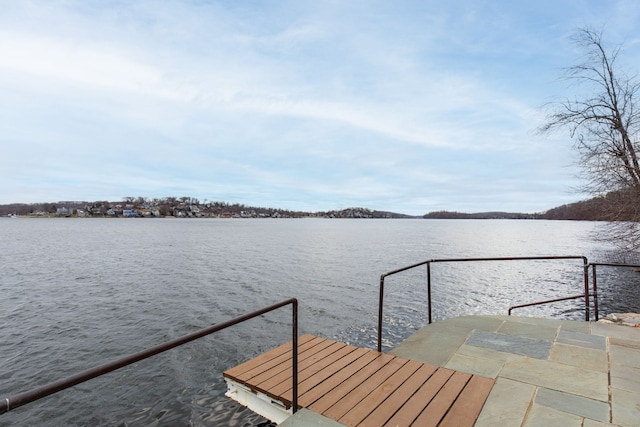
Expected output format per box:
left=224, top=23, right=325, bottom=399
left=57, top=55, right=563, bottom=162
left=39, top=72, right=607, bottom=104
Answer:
left=0, top=192, right=624, bottom=221
left=0, top=197, right=413, bottom=219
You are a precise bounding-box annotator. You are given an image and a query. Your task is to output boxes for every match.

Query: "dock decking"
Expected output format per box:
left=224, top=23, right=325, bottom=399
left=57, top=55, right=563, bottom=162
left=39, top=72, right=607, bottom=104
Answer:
left=223, top=334, right=494, bottom=426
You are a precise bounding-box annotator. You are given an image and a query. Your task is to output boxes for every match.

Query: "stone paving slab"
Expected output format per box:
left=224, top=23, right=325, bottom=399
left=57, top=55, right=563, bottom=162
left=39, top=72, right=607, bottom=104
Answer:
left=610, top=364, right=640, bottom=393
left=389, top=322, right=471, bottom=366
left=610, top=343, right=640, bottom=369
left=592, top=322, right=640, bottom=341
left=474, top=378, right=534, bottom=427
left=465, top=329, right=552, bottom=359
left=436, top=315, right=505, bottom=332
left=611, top=387, right=640, bottom=426
left=456, top=342, right=521, bottom=365
left=446, top=344, right=521, bottom=378
left=490, top=314, right=563, bottom=328
left=535, top=387, right=610, bottom=422
left=497, top=319, right=558, bottom=341
left=445, top=350, right=504, bottom=378
left=558, top=319, right=592, bottom=333
left=500, top=356, right=609, bottom=401
left=524, top=403, right=583, bottom=427
left=582, top=420, right=619, bottom=427
left=610, top=336, right=640, bottom=349
left=557, top=329, right=607, bottom=350
left=549, top=342, right=608, bottom=372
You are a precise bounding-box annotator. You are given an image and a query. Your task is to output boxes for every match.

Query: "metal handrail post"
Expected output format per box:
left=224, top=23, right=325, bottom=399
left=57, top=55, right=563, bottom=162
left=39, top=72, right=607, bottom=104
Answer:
left=1, top=298, right=299, bottom=416
left=427, top=262, right=432, bottom=324
left=592, top=264, right=599, bottom=321
left=583, top=257, right=590, bottom=321
left=291, top=299, right=298, bottom=413
left=378, top=274, right=385, bottom=352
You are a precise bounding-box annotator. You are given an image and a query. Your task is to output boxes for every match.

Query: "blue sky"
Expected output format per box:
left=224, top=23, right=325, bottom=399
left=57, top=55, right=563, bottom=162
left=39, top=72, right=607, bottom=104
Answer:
left=2, top=1, right=640, bottom=215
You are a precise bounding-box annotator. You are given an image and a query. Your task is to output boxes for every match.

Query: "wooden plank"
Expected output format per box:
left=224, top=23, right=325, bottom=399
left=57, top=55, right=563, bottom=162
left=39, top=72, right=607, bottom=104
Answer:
left=382, top=367, right=454, bottom=427
left=358, top=363, right=438, bottom=427
left=298, top=344, right=363, bottom=392
left=248, top=338, right=335, bottom=388
left=223, top=334, right=317, bottom=382
left=299, top=347, right=381, bottom=407
left=326, top=356, right=408, bottom=422
left=338, top=359, right=424, bottom=426
left=279, top=343, right=360, bottom=402
left=412, top=371, right=471, bottom=427
left=257, top=341, right=346, bottom=393
left=439, top=375, right=495, bottom=427
left=308, top=352, right=396, bottom=414
left=275, top=343, right=356, bottom=401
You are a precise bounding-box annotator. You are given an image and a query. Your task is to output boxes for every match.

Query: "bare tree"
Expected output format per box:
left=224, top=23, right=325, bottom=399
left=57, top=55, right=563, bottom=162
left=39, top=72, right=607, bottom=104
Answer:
left=540, top=27, right=640, bottom=250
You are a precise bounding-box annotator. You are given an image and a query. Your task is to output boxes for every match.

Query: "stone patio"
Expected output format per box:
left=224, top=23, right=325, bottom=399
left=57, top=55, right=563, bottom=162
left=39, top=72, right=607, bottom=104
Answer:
left=391, top=315, right=640, bottom=426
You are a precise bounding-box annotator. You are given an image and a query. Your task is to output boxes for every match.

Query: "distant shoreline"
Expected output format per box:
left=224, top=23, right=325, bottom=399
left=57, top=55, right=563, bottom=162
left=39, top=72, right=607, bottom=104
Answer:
left=3, top=214, right=581, bottom=221
left=0, top=195, right=612, bottom=221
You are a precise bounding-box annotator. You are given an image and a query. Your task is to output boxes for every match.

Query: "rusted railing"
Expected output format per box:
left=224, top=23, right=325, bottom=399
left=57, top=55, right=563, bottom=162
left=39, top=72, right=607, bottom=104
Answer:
left=0, top=298, right=299, bottom=416
left=378, top=256, right=589, bottom=352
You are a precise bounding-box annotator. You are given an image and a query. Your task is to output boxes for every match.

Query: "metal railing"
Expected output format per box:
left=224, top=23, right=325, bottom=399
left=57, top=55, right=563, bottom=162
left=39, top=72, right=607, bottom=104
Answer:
left=0, top=298, right=299, bottom=416
left=589, top=262, right=640, bottom=321
left=378, top=256, right=589, bottom=352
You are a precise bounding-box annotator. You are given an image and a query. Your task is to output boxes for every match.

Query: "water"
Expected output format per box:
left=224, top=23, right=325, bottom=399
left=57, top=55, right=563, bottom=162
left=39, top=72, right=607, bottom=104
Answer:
left=1, top=218, right=639, bottom=426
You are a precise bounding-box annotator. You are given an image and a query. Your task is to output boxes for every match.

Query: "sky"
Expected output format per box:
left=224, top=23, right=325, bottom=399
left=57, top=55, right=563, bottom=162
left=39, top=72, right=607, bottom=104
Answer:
left=2, top=1, right=640, bottom=215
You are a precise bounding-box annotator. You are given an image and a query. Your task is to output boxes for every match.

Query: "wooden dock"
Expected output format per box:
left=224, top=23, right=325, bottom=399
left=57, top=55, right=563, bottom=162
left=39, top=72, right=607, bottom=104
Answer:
left=224, top=334, right=495, bottom=426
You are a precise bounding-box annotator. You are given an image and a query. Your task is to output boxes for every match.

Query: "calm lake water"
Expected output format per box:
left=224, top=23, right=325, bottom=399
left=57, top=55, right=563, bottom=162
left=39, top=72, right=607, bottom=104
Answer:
left=1, top=218, right=639, bottom=426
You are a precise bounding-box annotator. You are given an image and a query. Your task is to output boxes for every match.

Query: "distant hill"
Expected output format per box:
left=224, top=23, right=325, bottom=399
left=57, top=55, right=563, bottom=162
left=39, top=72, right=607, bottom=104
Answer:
left=423, top=211, right=541, bottom=220
left=540, top=199, right=604, bottom=221
left=318, top=207, right=418, bottom=219
left=424, top=190, right=635, bottom=221
left=540, top=188, right=640, bottom=221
